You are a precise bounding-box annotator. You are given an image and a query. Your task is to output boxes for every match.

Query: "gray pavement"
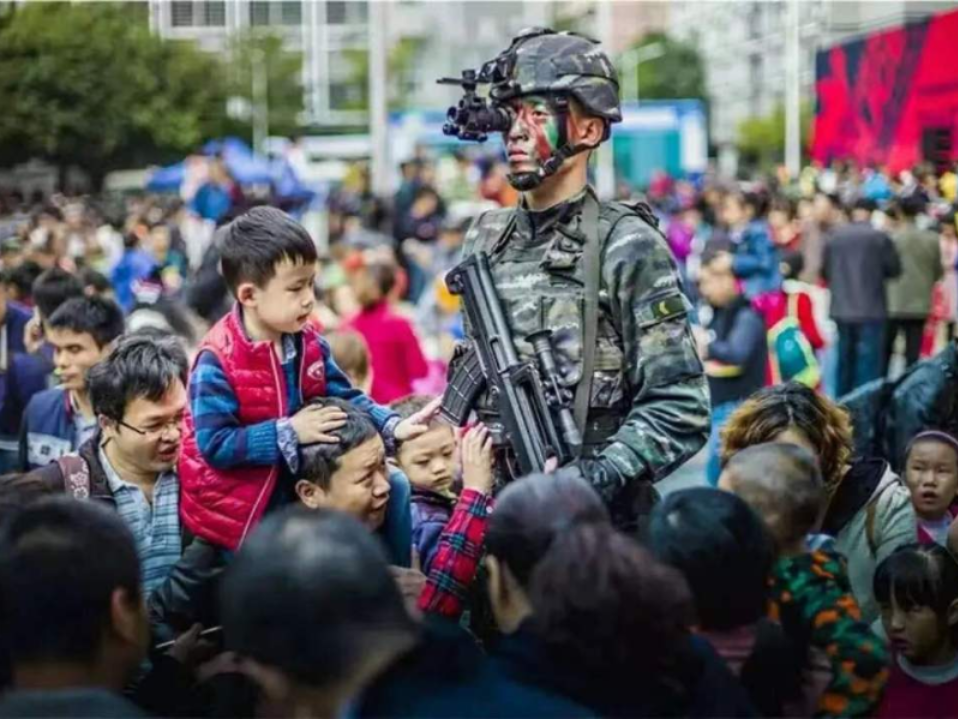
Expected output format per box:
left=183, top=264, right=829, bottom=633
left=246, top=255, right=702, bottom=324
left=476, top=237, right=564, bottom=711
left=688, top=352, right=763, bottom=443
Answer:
left=659, top=447, right=709, bottom=496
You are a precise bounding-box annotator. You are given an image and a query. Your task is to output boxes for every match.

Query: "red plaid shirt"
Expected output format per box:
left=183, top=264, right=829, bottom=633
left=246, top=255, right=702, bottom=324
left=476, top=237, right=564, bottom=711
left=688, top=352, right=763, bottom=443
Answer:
left=418, top=488, right=492, bottom=618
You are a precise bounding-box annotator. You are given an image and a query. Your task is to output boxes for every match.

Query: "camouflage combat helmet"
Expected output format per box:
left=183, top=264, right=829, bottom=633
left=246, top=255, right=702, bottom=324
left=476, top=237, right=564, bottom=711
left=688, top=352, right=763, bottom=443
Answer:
left=483, top=27, right=622, bottom=126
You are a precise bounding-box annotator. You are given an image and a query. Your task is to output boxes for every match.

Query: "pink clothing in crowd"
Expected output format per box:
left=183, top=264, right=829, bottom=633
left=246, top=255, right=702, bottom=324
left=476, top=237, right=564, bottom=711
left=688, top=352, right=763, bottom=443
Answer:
left=345, top=301, right=428, bottom=404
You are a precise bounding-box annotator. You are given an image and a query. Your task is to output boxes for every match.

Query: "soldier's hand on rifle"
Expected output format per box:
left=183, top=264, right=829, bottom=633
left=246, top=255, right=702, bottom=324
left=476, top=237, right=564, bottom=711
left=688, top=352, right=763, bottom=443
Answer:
left=394, top=396, right=443, bottom=441
left=559, top=456, right=626, bottom=504
left=290, top=404, right=347, bottom=445
left=461, top=423, right=494, bottom=495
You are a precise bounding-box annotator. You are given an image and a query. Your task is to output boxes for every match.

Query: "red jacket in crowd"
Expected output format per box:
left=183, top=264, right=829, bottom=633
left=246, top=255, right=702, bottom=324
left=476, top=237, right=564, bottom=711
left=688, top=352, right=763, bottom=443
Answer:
left=345, top=301, right=428, bottom=404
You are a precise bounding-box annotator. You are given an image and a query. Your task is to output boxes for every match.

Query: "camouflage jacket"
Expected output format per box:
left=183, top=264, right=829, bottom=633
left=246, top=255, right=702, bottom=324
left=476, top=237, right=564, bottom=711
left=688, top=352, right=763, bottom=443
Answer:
left=453, top=189, right=710, bottom=490
left=768, top=549, right=889, bottom=718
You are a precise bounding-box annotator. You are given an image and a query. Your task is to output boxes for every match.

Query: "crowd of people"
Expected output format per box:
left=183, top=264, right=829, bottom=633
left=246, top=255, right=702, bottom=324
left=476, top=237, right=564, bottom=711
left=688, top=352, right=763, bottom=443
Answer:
left=0, top=151, right=956, bottom=719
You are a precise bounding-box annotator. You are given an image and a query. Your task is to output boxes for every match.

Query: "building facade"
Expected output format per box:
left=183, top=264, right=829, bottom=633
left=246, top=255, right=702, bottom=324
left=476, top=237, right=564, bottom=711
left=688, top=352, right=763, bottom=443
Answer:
left=149, top=0, right=370, bottom=126
left=148, top=0, right=562, bottom=127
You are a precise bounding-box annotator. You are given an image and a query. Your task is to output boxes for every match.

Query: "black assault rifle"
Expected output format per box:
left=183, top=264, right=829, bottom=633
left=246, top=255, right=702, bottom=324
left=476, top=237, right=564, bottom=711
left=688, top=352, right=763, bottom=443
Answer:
left=440, top=252, right=582, bottom=476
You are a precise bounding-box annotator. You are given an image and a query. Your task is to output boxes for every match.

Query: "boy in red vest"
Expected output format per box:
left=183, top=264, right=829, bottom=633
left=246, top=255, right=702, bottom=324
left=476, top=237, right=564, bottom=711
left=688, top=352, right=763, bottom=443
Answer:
left=179, top=207, right=437, bottom=555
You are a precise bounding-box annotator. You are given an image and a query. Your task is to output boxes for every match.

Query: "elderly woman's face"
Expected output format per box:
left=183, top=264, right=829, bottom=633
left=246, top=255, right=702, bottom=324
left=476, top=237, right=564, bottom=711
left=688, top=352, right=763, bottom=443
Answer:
left=771, top=427, right=817, bottom=456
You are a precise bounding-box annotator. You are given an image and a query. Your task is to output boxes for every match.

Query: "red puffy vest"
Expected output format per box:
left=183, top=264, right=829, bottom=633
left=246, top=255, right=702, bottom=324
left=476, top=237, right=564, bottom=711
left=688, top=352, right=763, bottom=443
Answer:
left=179, top=306, right=327, bottom=550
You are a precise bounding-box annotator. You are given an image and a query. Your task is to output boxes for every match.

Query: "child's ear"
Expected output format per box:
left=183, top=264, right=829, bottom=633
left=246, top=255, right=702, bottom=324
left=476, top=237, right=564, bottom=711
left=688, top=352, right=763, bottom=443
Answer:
left=236, top=282, right=258, bottom=307
left=295, top=480, right=324, bottom=510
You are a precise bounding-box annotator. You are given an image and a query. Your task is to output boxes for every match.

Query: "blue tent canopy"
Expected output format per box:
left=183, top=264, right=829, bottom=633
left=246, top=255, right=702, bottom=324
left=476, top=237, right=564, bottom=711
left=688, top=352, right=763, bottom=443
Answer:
left=145, top=162, right=186, bottom=192
left=147, top=137, right=276, bottom=191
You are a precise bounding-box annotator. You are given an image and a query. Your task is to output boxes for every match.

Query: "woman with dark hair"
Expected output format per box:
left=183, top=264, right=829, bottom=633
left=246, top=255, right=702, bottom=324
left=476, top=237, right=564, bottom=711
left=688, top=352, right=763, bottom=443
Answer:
left=484, top=473, right=755, bottom=718
left=648, top=487, right=804, bottom=716
left=721, top=382, right=916, bottom=624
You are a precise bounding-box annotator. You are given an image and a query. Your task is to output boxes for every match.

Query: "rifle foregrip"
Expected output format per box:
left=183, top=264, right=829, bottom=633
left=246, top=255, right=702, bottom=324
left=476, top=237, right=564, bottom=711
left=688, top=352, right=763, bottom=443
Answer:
left=439, top=346, right=486, bottom=426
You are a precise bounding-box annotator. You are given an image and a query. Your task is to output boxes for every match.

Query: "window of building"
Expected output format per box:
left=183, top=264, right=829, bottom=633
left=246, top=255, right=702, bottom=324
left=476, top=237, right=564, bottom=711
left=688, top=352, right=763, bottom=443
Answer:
left=171, top=1, right=194, bottom=27
left=171, top=1, right=225, bottom=27
left=202, top=1, right=225, bottom=26
left=329, top=80, right=366, bottom=110
left=281, top=1, right=302, bottom=25
left=250, top=0, right=271, bottom=25
left=327, top=1, right=367, bottom=25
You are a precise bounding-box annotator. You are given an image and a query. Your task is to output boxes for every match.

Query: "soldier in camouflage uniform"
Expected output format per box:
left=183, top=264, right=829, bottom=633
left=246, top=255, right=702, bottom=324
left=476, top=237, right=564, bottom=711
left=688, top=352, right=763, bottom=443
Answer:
left=445, top=28, right=711, bottom=527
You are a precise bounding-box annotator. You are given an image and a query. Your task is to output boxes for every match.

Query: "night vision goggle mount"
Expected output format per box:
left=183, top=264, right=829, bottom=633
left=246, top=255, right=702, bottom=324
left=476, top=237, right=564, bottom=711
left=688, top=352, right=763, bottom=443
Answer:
left=436, top=69, right=514, bottom=143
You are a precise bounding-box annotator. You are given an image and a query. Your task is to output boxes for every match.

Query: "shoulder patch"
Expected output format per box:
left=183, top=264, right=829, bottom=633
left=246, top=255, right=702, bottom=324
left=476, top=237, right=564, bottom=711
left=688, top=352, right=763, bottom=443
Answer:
left=651, top=292, right=687, bottom=323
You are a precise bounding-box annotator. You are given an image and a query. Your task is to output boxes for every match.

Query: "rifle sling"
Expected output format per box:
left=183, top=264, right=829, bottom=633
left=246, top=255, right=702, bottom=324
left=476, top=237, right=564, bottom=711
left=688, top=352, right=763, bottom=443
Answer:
left=574, top=191, right=601, bottom=457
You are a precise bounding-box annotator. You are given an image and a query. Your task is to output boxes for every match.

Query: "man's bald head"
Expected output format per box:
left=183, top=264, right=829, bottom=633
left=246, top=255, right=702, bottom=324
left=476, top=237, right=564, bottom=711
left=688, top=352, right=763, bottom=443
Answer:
left=719, top=442, right=824, bottom=553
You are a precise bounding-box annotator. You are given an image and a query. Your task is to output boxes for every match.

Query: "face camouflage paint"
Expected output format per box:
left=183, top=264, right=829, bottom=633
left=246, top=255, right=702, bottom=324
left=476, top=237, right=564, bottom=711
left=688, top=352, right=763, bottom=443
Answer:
left=508, top=96, right=562, bottom=166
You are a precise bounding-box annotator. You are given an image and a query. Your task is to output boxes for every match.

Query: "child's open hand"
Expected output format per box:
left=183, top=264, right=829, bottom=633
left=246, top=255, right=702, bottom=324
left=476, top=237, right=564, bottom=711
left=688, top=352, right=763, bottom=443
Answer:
left=290, top=404, right=347, bottom=445
left=461, top=423, right=494, bottom=495
left=394, top=396, right=442, bottom=441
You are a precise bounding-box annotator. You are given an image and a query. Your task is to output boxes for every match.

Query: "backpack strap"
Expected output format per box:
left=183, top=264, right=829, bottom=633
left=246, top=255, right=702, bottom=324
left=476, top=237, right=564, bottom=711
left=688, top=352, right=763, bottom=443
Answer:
left=573, top=190, right=601, bottom=452
left=57, top=454, right=92, bottom=500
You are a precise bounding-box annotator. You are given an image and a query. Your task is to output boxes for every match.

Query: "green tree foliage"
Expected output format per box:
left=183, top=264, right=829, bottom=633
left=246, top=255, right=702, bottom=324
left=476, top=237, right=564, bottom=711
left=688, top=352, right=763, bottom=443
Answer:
left=625, top=33, right=707, bottom=102
left=338, top=37, right=427, bottom=116
left=221, top=31, right=304, bottom=139
left=737, top=102, right=814, bottom=169
left=0, top=2, right=229, bottom=186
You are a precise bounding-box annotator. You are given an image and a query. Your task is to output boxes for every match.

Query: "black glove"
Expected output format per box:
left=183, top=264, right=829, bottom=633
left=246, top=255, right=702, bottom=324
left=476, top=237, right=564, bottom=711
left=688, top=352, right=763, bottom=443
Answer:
left=557, top=456, right=626, bottom=503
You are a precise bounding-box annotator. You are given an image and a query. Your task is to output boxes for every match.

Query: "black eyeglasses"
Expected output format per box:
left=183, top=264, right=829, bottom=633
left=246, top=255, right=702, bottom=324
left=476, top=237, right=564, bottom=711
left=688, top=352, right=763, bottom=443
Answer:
left=117, top=417, right=183, bottom=439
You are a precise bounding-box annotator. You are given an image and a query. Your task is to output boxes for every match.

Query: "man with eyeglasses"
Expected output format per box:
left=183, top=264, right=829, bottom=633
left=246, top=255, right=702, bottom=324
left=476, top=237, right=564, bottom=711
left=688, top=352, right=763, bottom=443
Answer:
left=7, top=332, right=189, bottom=596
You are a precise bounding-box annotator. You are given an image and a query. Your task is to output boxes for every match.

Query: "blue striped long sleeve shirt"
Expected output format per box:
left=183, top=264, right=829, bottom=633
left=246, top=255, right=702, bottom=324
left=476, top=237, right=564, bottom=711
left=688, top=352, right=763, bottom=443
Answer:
left=190, top=335, right=399, bottom=470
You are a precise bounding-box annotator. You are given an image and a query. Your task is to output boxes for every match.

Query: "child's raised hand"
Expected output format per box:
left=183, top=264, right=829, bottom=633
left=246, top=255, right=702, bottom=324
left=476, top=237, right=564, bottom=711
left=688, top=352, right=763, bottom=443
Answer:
left=394, top=396, right=443, bottom=441
left=461, top=423, right=494, bottom=495
left=290, top=404, right=347, bottom=445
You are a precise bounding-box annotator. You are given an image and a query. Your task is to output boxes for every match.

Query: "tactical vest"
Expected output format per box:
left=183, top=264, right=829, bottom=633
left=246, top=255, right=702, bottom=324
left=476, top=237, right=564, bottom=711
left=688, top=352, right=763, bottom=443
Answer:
left=460, top=198, right=650, bottom=454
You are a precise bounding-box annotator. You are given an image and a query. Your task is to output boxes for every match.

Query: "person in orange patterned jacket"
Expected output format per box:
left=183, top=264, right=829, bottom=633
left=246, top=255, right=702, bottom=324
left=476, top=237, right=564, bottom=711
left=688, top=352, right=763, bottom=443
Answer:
left=721, top=442, right=890, bottom=718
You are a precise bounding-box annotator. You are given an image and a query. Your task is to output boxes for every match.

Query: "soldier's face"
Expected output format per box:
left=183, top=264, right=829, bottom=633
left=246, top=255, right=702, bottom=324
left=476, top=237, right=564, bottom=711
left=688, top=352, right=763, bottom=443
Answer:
left=505, top=96, right=562, bottom=174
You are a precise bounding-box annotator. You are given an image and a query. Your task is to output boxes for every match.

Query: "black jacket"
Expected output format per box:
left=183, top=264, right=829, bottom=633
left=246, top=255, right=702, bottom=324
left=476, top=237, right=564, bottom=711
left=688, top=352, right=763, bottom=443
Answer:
left=492, top=624, right=755, bottom=718
left=822, top=221, right=901, bottom=322
left=842, top=341, right=958, bottom=472
left=359, top=617, right=595, bottom=719
left=0, top=688, right=145, bottom=718
left=706, top=297, right=768, bottom=406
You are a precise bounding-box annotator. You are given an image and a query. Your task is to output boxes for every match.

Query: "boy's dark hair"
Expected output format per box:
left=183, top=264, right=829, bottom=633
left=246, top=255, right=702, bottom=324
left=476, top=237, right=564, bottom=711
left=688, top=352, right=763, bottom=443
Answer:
left=875, top=543, right=958, bottom=617
left=5, top=261, right=42, bottom=301
left=32, top=267, right=84, bottom=321
left=647, top=487, right=775, bottom=631
left=87, top=334, right=189, bottom=422
left=853, top=197, right=878, bottom=214
left=78, top=267, right=111, bottom=295
left=219, top=207, right=318, bottom=295
left=389, top=394, right=434, bottom=420
left=300, top=398, right=379, bottom=490
left=48, top=297, right=125, bottom=349
left=220, top=507, right=415, bottom=688
left=0, top=498, right=141, bottom=664
left=327, top=330, right=370, bottom=385
left=724, top=443, right=824, bottom=548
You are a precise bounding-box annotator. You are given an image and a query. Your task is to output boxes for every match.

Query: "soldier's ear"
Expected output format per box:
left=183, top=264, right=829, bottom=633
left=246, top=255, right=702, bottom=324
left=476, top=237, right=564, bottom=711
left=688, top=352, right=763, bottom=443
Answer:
left=580, top=116, right=606, bottom=148
left=567, top=107, right=604, bottom=150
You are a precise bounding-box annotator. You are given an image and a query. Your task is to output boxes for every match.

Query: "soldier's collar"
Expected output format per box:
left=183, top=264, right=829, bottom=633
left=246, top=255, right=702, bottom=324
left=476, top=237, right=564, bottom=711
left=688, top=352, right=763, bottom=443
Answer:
left=518, top=189, right=587, bottom=235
